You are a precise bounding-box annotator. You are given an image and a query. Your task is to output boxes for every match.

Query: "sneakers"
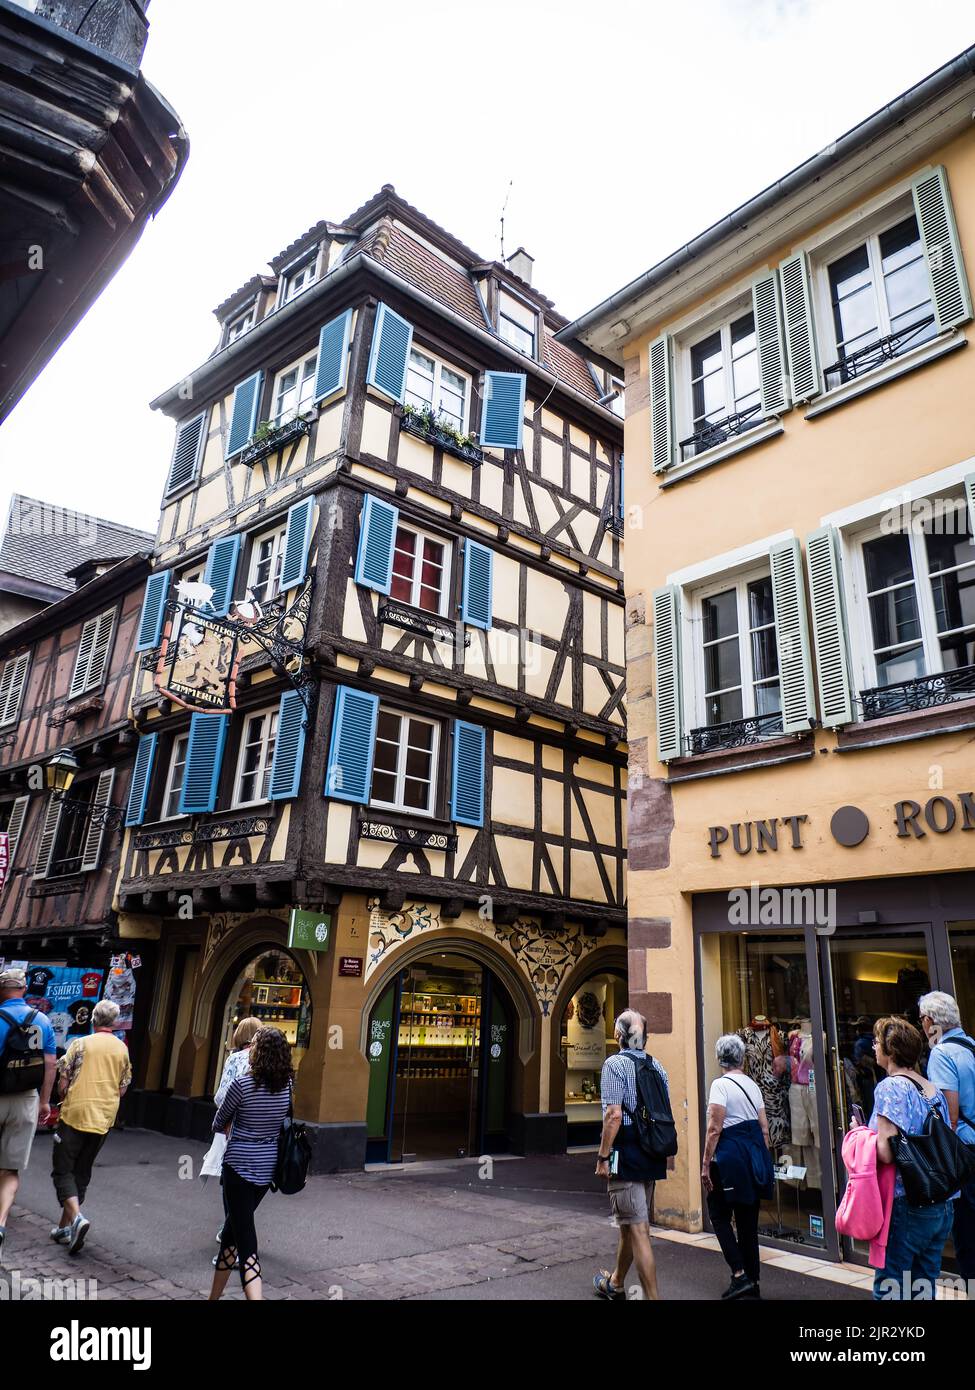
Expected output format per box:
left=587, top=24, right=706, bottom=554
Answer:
left=721, top=1272, right=756, bottom=1300
left=66, top=1214, right=90, bottom=1256
left=50, top=1225, right=70, bottom=1245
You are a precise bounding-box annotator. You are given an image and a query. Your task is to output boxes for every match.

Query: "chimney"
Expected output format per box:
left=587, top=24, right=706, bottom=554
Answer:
left=505, top=247, right=534, bottom=286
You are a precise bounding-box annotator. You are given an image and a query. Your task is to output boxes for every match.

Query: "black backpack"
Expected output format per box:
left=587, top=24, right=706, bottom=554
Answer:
left=890, top=1076, right=975, bottom=1207
left=0, top=1007, right=46, bottom=1095
left=271, top=1089, right=311, bottom=1195
left=621, top=1054, right=678, bottom=1160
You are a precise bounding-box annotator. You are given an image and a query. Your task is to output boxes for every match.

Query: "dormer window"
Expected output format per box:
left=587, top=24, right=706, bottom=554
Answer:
left=498, top=289, right=537, bottom=359
left=226, top=305, right=256, bottom=344
left=280, top=253, right=318, bottom=305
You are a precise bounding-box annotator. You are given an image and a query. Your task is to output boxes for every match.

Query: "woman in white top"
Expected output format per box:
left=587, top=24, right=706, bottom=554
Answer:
left=202, top=1017, right=263, bottom=1190
left=701, top=1033, right=772, bottom=1300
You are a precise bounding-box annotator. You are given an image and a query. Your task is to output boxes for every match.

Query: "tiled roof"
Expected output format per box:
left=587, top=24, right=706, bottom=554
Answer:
left=367, top=219, right=488, bottom=331
left=0, top=496, right=154, bottom=597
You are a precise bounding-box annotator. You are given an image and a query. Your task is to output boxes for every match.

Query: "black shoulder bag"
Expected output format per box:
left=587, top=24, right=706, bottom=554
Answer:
left=271, top=1085, right=311, bottom=1195
left=889, top=1076, right=975, bottom=1207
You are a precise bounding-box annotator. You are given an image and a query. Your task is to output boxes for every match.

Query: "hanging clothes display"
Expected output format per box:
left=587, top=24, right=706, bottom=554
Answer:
left=738, top=1021, right=791, bottom=1147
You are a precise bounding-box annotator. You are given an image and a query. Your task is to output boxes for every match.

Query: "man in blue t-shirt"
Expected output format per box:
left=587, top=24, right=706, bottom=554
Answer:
left=0, top=967, right=57, bottom=1264
left=920, top=990, right=975, bottom=1283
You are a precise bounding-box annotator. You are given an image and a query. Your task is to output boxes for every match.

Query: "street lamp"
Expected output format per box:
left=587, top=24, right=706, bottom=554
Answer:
left=46, top=747, right=80, bottom=795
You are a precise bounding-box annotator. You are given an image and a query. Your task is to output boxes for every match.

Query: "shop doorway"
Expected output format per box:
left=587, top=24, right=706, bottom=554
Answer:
left=212, top=947, right=313, bottom=1094
left=819, top=925, right=938, bottom=1263
left=365, top=952, right=513, bottom=1163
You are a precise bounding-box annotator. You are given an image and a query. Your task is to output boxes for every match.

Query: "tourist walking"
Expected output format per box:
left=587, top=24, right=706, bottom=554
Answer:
left=208, top=1025, right=292, bottom=1301
left=202, top=1015, right=262, bottom=1186
left=592, top=1009, right=670, bottom=1301
left=701, top=1033, right=774, bottom=1300
left=870, top=1015, right=954, bottom=1300
left=49, top=998, right=131, bottom=1255
left=918, top=991, right=975, bottom=1287
left=0, top=966, right=57, bottom=1265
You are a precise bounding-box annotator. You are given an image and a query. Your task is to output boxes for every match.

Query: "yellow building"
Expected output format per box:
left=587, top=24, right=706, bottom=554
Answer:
left=559, top=47, right=975, bottom=1264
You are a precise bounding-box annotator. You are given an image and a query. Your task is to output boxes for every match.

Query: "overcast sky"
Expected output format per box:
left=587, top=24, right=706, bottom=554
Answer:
left=1, top=0, right=973, bottom=535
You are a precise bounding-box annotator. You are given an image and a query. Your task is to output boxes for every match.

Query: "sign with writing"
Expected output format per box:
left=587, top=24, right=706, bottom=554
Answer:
left=709, top=793, right=975, bottom=857
left=288, top=908, right=331, bottom=953
left=154, top=606, right=242, bottom=713
left=0, top=831, right=8, bottom=895
left=338, top=956, right=363, bottom=977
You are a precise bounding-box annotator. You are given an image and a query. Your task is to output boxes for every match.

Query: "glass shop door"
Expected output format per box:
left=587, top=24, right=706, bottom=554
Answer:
left=819, top=925, right=939, bottom=1264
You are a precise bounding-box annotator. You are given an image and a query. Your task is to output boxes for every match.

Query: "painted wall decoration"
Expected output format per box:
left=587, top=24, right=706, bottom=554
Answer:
left=365, top=898, right=600, bottom=1015
left=566, top=982, right=607, bottom=1068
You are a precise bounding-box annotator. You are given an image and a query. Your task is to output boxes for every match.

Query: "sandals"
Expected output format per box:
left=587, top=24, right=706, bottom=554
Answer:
left=593, top=1270, right=626, bottom=1300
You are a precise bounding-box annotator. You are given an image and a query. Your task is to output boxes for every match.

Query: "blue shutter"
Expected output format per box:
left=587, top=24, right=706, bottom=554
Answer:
left=268, top=690, right=307, bottom=800
left=461, top=540, right=493, bottom=630
left=165, top=412, right=206, bottom=496
left=135, top=570, right=172, bottom=651
left=179, top=712, right=229, bottom=814
left=480, top=371, right=526, bottom=450
left=450, top=720, right=486, bottom=827
left=226, top=371, right=263, bottom=458
left=124, top=733, right=157, bottom=827
left=279, top=498, right=315, bottom=591
left=324, top=686, right=379, bottom=804
left=314, top=309, right=353, bottom=401
left=203, top=533, right=241, bottom=616
left=366, top=304, right=413, bottom=402
left=354, top=495, right=398, bottom=593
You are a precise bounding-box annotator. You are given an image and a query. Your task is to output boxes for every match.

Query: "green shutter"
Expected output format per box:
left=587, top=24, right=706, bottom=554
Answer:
left=779, top=252, right=821, bottom=401
left=769, top=538, right=815, bottom=732
left=912, top=165, right=973, bottom=331
left=752, top=273, right=789, bottom=415
left=649, top=335, right=673, bottom=472
left=652, top=585, right=682, bottom=761
left=805, top=526, right=854, bottom=728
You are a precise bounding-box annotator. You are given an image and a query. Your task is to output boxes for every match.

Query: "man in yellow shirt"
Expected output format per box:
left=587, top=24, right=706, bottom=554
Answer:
left=51, top=998, right=131, bottom=1254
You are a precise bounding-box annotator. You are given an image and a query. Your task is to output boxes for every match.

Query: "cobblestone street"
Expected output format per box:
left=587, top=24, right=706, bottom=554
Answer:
left=2, top=1129, right=873, bottom=1301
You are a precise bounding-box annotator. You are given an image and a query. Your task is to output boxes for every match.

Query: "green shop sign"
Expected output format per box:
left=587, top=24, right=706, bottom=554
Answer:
left=288, top=908, right=332, bottom=953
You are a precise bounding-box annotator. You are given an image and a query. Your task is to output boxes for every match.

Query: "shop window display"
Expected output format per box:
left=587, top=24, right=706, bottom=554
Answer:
left=217, top=950, right=311, bottom=1092
left=700, top=932, right=826, bottom=1248
left=560, top=972, right=628, bottom=1138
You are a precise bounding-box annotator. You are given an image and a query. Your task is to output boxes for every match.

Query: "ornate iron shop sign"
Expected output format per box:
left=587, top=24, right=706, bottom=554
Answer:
left=360, top=820, right=457, bottom=851
left=142, top=578, right=316, bottom=714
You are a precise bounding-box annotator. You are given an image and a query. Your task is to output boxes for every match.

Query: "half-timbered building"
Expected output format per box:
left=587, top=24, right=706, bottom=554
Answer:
left=0, top=526, right=156, bottom=1066
left=118, top=187, right=626, bottom=1166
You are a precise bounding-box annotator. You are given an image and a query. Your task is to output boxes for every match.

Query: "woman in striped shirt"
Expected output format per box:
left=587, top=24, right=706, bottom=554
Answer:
left=208, top=1026, right=292, bottom=1301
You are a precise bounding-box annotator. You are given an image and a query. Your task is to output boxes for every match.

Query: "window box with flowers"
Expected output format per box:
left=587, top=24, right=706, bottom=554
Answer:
left=239, top=414, right=313, bottom=468
left=399, top=404, right=483, bottom=466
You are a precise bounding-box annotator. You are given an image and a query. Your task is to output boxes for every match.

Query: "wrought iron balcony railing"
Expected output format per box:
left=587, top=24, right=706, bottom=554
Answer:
left=238, top=415, right=312, bottom=467
left=859, top=663, right=975, bottom=720
left=823, top=314, right=936, bottom=390
left=686, top=711, right=784, bottom=756
left=679, top=402, right=765, bottom=462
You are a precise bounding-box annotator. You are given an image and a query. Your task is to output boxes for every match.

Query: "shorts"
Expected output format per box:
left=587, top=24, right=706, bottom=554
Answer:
left=608, top=1177, right=655, bottom=1227
left=0, top=1091, right=40, bottom=1171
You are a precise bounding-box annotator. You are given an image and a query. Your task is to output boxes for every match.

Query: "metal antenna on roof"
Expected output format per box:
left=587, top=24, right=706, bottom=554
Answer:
left=499, top=180, right=512, bottom=262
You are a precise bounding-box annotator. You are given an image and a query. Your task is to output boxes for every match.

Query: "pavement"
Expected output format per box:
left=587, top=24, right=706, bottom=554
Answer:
left=2, top=1127, right=873, bottom=1301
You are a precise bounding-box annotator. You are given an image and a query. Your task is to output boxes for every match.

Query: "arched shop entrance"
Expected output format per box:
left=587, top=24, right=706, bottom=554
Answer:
left=365, top=951, right=514, bottom=1162
left=559, top=968, right=628, bottom=1145
left=212, top=946, right=313, bottom=1093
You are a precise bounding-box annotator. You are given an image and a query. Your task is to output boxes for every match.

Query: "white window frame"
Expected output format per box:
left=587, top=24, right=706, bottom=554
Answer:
left=269, top=348, right=319, bottom=426
left=389, top=519, right=452, bottom=617
left=225, top=303, right=256, bottom=346
left=675, top=293, right=760, bottom=456
left=404, top=346, right=471, bottom=432
left=232, top=706, right=278, bottom=808
left=245, top=523, right=288, bottom=604
left=685, top=564, right=781, bottom=733
left=161, top=734, right=189, bottom=821
left=498, top=288, right=538, bottom=360
left=810, top=195, right=936, bottom=390
left=277, top=249, right=320, bottom=307
left=842, top=491, right=975, bottom=694
left=370, top=707, right=440, bottom=818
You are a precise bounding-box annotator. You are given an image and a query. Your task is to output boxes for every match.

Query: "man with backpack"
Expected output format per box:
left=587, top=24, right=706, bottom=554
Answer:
left=920, top=990, right=975, bottom=1286
left=0, top=966, right=57, bottom=1265
left=593, top=1009, right=676, bottom=1301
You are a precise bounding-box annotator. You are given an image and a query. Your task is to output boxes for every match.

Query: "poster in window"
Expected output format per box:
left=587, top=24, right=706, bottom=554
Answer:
left=567, top=983, right=607, bottom=1069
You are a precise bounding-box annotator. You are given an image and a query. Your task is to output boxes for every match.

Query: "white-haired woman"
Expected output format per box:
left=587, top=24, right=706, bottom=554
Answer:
left=701, top=1033, right=773, bottom=1300
left=51, top=998, right=132, bottom=1254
